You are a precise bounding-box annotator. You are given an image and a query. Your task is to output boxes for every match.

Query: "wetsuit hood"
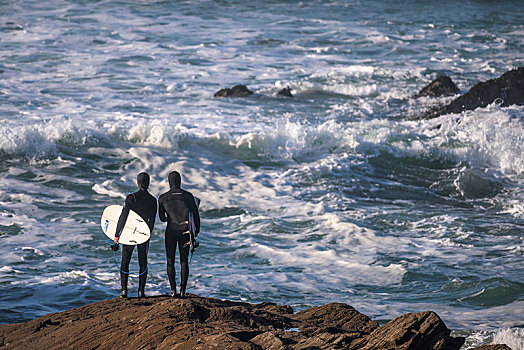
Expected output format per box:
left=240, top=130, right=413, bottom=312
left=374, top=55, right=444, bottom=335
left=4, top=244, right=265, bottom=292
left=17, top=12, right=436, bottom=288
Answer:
left=168, top=171, right=181, bottom=189
left=137, top=172, right=150, bottom=191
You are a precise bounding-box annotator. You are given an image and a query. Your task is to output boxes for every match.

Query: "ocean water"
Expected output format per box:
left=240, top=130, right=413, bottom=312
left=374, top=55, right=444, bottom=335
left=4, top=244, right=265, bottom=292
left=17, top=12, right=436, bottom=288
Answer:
left=1, top=0, right=523, bottom=348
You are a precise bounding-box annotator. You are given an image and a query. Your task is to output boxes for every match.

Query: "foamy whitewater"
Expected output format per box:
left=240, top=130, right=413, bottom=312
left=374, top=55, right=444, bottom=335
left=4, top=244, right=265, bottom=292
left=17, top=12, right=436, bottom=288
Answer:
left=1, top=1, right=523, bottom=348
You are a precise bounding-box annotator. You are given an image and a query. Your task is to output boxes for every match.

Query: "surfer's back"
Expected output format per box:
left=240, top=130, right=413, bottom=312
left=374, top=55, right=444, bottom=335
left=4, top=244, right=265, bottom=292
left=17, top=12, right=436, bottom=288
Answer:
left=159, top=188, right=200, bottom=233
left=125, top=190, right=157, bottom=232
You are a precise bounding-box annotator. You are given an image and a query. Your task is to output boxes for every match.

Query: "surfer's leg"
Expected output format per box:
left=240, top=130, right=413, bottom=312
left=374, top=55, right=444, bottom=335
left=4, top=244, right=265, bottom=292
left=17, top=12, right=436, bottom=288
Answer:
left=165, top=230, right=177, bottom=293
left=120, top=244, right=134, bottom=294
left=137, top=240, right=149, bottom=295
left=178, top=233, right=190, bottom=297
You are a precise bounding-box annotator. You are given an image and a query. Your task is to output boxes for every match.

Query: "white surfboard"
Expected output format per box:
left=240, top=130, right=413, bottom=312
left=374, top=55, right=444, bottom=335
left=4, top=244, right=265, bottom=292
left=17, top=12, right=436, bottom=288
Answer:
left=190, top=197, right=200, bottom=238
left=101, top=205, right=151, bottom=245
left=184, top=197, right=201, bottom=256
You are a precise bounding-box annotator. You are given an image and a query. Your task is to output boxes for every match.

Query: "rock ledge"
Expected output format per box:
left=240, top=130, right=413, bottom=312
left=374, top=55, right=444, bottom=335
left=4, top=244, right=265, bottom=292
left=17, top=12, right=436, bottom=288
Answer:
left=0, top=295, right=487, bottom=350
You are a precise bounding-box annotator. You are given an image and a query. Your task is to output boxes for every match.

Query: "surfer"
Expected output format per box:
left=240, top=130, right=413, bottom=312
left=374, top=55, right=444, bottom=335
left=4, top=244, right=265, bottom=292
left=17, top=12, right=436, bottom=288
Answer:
left=114, top=172, right=157, bottom=298
left=158, top=171, right=200, bottom=298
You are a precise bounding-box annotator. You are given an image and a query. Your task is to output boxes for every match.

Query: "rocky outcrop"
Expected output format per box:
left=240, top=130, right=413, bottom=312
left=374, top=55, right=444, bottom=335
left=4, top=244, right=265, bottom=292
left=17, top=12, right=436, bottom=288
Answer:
left=0, top=295, right=473, bottom=350
left=416, top=76, right=460, bottom=98
left=418, top=67, right=524, bottom=119
left=361, top=311, right=465, bottom=350
left=291, top=302, right=379, bottom=349
left=277, top=87, right=293, bottom=97
left=214, top=84, right=254, bottom=97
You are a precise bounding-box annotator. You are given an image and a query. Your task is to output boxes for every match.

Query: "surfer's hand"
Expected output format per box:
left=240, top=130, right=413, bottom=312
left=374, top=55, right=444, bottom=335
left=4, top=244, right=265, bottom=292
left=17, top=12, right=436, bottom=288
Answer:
left=114, top=236, right=119, bottom=244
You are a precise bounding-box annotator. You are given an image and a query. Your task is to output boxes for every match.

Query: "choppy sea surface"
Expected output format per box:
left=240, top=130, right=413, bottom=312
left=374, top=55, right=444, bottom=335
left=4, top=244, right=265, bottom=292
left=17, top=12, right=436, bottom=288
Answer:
left=1, top=1, right=523, bottom=348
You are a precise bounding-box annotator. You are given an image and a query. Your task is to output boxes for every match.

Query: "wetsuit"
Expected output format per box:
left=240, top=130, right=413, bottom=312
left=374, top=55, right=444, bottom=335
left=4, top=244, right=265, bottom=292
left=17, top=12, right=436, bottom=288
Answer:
left=115, top=172, right=157, bottom=295
left=158, top=171, right=200, bottom=296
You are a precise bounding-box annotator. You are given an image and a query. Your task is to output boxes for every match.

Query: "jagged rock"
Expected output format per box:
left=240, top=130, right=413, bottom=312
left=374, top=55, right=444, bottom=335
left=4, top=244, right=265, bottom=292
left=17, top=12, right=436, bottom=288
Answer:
left=251, top=332, right=289, bottom=350
left=419, top=67, right=524, bottom=119
left=214, top=84, right=254, bottom=97
left=277, top=87, right=293, bottom=97
left=416, top=76, right=460, bottom=98
left=470, top=345, right=512, bottom=350
left=293, top=302, right=378, bottom=337
left=360, top=311, right=465, bottom=350
left=0, top=296, right=471, bottom=350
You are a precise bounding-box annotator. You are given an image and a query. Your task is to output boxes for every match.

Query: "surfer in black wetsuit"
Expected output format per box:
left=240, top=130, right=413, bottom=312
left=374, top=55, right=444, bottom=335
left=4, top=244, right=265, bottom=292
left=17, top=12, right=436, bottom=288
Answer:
left=158, top=171, right=200, bottom=298
left=114, top=172, right=157, bottom=298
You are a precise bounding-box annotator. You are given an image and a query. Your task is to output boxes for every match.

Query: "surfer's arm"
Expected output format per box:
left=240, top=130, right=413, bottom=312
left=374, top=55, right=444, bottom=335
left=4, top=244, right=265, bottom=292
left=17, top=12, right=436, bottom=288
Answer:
left=193, top=205, right=200, bottom=235
left=151, top=199, right=158, bottom=228
left=158, top=196, right=167, bottom=222
left=115, top=194, right=133, bottom=237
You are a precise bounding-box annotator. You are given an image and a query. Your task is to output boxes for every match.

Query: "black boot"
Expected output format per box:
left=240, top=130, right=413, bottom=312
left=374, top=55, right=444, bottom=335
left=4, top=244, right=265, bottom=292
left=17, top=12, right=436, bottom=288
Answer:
left=180, top=285, right=187, bottom=299
left=120, top=290, right=127, bottom=298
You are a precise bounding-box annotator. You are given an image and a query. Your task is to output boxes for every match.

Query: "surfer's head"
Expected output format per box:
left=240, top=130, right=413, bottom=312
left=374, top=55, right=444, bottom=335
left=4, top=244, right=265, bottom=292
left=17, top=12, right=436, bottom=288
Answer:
left=137, top=172, right=150, bottom=191
left=168, top=171, right=181, bottom=189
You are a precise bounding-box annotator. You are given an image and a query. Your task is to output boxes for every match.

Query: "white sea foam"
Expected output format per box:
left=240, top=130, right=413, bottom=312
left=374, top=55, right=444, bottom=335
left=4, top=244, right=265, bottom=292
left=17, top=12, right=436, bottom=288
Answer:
left=214, top=203, right=408, bottom=287
left=2, top=103, right=521, bottom=184
left=92, top=180, right=126, bottom=199
left=32, top=270, right=91, bottom=285
left=348, top=106, right=524, bottom=179
left=0, top=121, right=58, bottom=158
left=127, top=120, right=187, bottom=149
left=492, top=328, right=524, bottom=350
left=231, top=119, right=358, bottom=160
left=0, top=266, right=22, bottom=274
left=434, top=106, right=524, bottom=176
left=0, top=118, right=104, bottom=158
left=20, top=247, right=44, bottom=255
left=246, top=241, right=406, bottom=286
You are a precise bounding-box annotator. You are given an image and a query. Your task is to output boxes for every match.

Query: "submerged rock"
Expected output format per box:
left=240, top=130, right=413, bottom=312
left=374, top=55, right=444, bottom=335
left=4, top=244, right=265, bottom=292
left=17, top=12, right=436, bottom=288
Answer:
left=419, top=67, right=524, bottom=119
left=416, top=75, right=460, bottom=98
left=214, top=84, right=254, bottom=97
left=0, top=295, right=475, bottom=350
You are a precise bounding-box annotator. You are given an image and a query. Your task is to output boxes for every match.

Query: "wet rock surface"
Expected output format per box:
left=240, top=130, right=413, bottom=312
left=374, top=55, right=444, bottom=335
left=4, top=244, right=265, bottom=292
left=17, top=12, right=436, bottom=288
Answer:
left=415, top=75, right=460, bottom=98
left=277, top=87, right=293, bottom=97
left=214, top=84, right=254, bottom=97
left=360, top=311, right=465, bottom=350
left=418, top=67, right=524, bottom=119
left=0, top=295, right=479, bottom=350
